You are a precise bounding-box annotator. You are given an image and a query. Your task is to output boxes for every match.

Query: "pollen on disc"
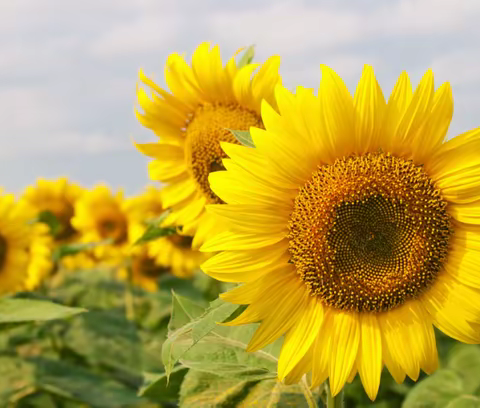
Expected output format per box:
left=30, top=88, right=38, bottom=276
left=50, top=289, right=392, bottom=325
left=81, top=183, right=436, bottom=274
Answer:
left=288, top=152, right=452, bottom=313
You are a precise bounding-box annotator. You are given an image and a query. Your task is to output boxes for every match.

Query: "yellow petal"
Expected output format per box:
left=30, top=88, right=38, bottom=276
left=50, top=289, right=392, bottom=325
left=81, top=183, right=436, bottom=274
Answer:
left=201, top=243, right=289, bottom=282
left=358, top=313, right=382, bottom=401
left=329, top=310, right=360, bottom=396
left=318, top=65, right=355, bottom=159
left=247, top=281, right=307, bottom=352
left=278, top=297, right=324, bottom=379
left=353, top=65, right=386, bottom=154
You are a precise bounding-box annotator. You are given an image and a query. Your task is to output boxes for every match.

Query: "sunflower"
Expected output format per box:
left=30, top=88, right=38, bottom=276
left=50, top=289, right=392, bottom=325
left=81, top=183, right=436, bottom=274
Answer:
left=71, top=185, right=129, bottom=261
left=135, top=42, right=281, bottom=248
left=22, top=178, right=84, bottom=243
left=125, top=186, right=206, bottom=281
left=0, top=193, right=52, bottom=294
left=200, top=66, right=480, bottom=400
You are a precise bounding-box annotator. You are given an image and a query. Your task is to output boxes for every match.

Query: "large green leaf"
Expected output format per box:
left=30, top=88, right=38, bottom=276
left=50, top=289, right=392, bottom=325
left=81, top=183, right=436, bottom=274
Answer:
left=447, top=345, right=480, bottom=394
left=179, top=370, right=311, bottom=408
left=30, top=357, right=143, bottom=407
left=0, top=355, right=36, bottom=404
left=138, top=366, right=188, bottom=403
left=62, top=310, right=143, bottom=383
left=446, top=396, right=480, bottom=408
left=161, top=297, right=240, bottom=376
left=403, top=369, right=465, bottom=408
left=0, top=298, right=85, bottom=323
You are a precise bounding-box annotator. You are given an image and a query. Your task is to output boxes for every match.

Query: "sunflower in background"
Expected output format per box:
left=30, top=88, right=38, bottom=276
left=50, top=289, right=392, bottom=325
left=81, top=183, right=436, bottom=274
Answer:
left=71, top=185, right=129, bottom=262
left=201, top=66, right=480, bottom=400
left=22, top=178, right=84, bottom=243
left=135, top=42, right=281, bottom=248
left=121, top=186, right=206, bottom=291
left=0, top=192, right=52, bottom=294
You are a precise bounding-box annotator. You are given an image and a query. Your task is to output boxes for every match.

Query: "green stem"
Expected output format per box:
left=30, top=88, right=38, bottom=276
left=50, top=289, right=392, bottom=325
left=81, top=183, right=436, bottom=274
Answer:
left=125, top=266, right=136, bottom=321
left=326, top=382, right=344, bottom=408
left=300, top=375, right=319, bottom=408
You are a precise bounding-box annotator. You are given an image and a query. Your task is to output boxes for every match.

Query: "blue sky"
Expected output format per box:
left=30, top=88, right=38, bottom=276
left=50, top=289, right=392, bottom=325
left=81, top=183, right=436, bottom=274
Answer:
left=2, top=0, right=480, bottom=195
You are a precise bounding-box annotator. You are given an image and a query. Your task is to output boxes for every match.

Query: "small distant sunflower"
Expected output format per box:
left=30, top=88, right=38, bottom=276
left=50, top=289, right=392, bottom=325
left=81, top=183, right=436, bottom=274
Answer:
left=135, top=42, right=281, bottom=248
left=0, top=193, right=52, bottom=294
left=22, top=178, right=83, bottom=242
left=201, top=66, right=480, bottom=400
left=71, top=185, right=129, bottom=261
left=126, top=186, right=206, bottom=280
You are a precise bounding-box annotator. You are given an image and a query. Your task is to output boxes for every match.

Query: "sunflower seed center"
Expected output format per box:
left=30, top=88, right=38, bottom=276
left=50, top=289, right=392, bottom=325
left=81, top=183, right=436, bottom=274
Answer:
left=288, top=152, right=452, bottom=313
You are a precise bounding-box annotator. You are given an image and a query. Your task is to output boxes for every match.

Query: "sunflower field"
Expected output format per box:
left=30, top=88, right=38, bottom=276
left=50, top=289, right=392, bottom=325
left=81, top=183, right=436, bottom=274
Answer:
left=2, top=43, right=480, bottom=408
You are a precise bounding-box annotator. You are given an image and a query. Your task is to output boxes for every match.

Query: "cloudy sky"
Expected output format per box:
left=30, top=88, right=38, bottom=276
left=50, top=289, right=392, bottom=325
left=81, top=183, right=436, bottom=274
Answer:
left=2, top=0, right=480, bottom=195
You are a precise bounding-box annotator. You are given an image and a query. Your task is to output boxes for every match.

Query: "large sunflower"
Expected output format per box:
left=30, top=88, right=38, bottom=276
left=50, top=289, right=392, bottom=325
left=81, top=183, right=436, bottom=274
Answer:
left=201, top=66, right=480, bottom=400
left=135, top=42, right=281, bottom=248
left=0, top=193, right=52, bottom=294
left=71, top=185, right=129, bottom=261
left=126, top=186, right=206, bottom=282
left=22, top=178, right=84, bottom=243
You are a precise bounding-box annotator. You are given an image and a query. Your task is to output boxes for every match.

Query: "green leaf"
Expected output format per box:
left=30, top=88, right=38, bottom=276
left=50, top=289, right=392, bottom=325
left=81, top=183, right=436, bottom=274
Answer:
left=52, top=239, right=112, bottom=262
left=403, top=369, right=465, bottom=408
left=237, top=45, right=255, bottom=68
left=0, top=355, right=36, bottom=404
left=446, top=396, right=480, bottom=408
left=144, top=209, right=171, bottom=227
left=228, top=129, right=255, bottom=148
left=37, top=211, right=62, bottom=236
left=135, top=225, right=177, bottom=245
left=168, top=292, right=207, bottom=332
left=161, top=297, right=240, bottom=377
left=138, top=366, right=188, bottom=402
left=62, top=310, right=143, bottom=382
left=447, top=345, right=480, bottom=394
left=29, top=357, right=143, bottom=406
left=0, top=298, right=85, bottom=323
left=179, top=370, right=311, bottom=408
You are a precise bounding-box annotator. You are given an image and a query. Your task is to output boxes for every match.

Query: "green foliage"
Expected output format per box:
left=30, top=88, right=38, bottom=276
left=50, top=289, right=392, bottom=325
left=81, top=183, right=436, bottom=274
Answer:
left=237, top=45, right=255, bottom=68
left=228, top=129, right=255, bottom=148
left=146, top=294, right=324, bottom=406
left=37, top=210, right=62, bottom=237
left=403, top=345, right=480, bottom=408
left=0, top=298, right=85, bottom=323
left=135, top=209, right=177, bottom=244
left=52, top=240, right=111, bottom=262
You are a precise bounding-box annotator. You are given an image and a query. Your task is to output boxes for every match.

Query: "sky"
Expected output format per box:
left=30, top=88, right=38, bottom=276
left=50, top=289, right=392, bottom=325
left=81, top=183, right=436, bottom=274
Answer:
left=2, top=0, right=480, bottom=195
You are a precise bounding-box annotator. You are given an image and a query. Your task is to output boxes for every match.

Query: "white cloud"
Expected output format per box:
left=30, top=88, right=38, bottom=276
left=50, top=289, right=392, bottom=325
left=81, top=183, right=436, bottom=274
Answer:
left=90, top=14, right=183, bottom=57
left=206, top=0, right=480, bottom=55
left=431, top=49, right=480, bottom=86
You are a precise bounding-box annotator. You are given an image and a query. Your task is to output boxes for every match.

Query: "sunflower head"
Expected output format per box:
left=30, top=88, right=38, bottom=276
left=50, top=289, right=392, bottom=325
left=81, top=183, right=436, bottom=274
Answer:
left=125, top=186, right=207, bottom=279
left=71, top=185, right=129, bottom=260
left=135, top=42, right=281, bottom=248
left=201, top=65, right=480, bottom=400
left=22, top=178, right=84, bottom=242
left=0, top=193, right=52, bottom=294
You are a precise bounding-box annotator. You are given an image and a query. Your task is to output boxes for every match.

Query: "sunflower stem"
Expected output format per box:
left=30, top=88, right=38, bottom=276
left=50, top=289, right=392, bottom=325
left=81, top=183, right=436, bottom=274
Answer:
left=326, top=382, right=344, bottom=408
left=125, top=266, right=136, bottom=321
left=300, top=375, right=319, bottom=408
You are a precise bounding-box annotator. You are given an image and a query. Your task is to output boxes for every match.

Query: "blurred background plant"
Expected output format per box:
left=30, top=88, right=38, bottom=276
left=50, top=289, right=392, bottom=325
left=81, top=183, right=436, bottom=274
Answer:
left=0, top=177, right=479, bottom=407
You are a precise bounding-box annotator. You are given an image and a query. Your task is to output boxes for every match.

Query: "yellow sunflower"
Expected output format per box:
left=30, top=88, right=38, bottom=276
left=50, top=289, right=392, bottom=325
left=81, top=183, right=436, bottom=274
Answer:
left=135, top=42, right=281, bottom=248
left=201, top=66, right=480, bottom=400
left=0, top=193, right=52, bottom=294
left=71, top=185, right=129, bottom=262
left=22, top=178, right=84, bottom=243
left=125, top=186, right=207, bottom=281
